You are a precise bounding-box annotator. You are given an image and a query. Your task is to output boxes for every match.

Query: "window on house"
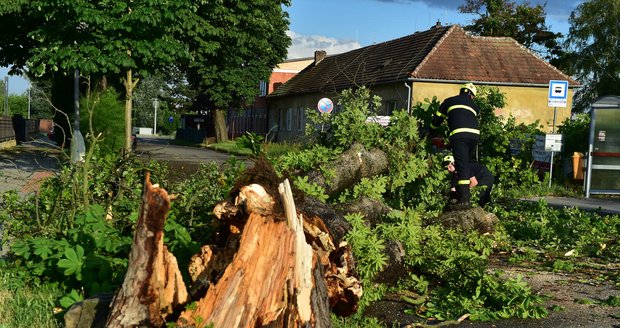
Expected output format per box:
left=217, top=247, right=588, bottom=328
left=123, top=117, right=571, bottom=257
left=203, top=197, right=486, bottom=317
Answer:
left=286, top=107, right=293, bottom=131
left=297, top=107, right=304, bottom=131
left=279, top=108, right=286, bottom=129
left=381, top=100, right=397, bottom=116
left=259, top=80, right=267, bottom=96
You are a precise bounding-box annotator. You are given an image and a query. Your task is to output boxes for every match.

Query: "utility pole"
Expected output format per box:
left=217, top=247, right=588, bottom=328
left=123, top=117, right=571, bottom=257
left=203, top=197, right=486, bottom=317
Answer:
left=27, top=87, right=31, bottom=119
left=3, top=76, right=8, bottom=116
left=70, top=69, right=85, bottom=163
left=152, top=98, right=159, bottom=135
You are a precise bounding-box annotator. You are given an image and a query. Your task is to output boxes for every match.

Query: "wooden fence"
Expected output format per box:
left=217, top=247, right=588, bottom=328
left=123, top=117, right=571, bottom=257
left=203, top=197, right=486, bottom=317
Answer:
left=227, top=107, right=268, bottom=139
left=0, top=115, right=49, bottom=144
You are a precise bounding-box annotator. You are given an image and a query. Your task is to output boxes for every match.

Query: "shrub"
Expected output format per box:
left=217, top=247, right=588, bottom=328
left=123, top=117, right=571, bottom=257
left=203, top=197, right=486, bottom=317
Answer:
left=80, top=89, right=126, bottom=154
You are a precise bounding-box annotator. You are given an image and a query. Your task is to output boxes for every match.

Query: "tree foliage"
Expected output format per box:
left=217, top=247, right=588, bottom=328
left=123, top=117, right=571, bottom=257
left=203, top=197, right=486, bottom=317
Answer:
left=565, top=0, right=620, bottom=112
left=459, top=0, right=564, bottom=62
left=186, top=0, right=291, bottom=142
left=0, top=0, right=200, bottom=150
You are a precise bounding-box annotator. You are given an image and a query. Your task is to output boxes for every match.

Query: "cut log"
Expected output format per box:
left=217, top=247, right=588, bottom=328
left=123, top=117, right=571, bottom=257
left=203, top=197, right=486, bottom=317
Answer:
left=307, top=143, right=389, bottom=197
left=177, top=181, right=333, bottom=327
left=106, top=172, right=188, bottom=328
left=336, top=196, right=392, bottom=226
left=432, top=207, right=499, bottom=234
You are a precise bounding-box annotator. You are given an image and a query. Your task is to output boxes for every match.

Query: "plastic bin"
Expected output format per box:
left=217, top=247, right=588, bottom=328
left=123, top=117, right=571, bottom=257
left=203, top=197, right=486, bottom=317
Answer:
left=572, top=152, right=585, bottom=180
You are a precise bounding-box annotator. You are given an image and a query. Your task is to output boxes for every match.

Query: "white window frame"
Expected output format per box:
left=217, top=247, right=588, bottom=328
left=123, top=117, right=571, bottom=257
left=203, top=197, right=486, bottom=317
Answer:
left=259, top=80, right=267, bottom=96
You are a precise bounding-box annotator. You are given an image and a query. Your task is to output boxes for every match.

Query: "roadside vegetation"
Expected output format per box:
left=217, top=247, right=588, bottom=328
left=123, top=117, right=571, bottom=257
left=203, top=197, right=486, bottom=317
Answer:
left=1, top=87, right=618, bottom=327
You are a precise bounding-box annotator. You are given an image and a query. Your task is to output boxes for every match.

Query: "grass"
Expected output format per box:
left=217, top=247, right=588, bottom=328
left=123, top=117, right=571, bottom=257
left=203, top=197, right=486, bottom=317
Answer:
left=207, top=140, right=305, bottom=157
left=205, top=140, right=253, bottom=156
left=0, top=271, right=63, bottom=328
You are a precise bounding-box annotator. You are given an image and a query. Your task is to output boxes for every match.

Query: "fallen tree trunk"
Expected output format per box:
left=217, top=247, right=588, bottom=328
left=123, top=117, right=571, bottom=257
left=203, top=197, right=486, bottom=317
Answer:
left=106, top=172, right=188, bottom=328
left=307, top=143, right=389, bottom=197
left=177, top=181, right=335, bottom=327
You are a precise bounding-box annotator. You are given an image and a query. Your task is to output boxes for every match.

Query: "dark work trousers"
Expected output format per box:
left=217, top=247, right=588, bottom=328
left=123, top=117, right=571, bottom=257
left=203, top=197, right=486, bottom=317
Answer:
left=477, top=180, right=493, bottom=207
left=450, top=136, right=479, bottom=203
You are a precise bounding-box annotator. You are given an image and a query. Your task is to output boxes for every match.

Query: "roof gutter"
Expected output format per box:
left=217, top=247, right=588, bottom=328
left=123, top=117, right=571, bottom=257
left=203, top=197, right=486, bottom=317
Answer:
left=406, top=77, right=581, bottom=89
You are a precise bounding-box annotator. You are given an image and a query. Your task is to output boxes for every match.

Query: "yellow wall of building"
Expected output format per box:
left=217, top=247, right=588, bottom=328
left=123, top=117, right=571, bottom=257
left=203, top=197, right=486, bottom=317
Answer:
left=269, top=81, right=575, bottom=141
left=411, top=82, right=573, bottom=132
left=276, top=59, right=314, bottom=72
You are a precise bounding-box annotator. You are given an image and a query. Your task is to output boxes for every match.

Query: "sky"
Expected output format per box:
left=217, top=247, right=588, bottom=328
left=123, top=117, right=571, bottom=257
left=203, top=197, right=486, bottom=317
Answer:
left=285, top=0, right=582, bottom=58
left=2, top=0, right=583, bottom=95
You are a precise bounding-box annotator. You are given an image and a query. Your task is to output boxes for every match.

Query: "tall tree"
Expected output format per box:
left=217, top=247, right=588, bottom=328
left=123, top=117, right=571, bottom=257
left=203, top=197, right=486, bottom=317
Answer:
left=0, top=0, right=200, bottom=151
left=459, top=0, right=563, bottom=62
left=565, top=0, right=620, bottom=112
left=187, top=0, right=291, bottom=142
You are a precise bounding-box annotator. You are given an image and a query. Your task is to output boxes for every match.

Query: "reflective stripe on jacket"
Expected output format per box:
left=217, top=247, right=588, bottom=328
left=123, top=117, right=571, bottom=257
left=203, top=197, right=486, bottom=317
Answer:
left=431, top=93, right=480, bottom=138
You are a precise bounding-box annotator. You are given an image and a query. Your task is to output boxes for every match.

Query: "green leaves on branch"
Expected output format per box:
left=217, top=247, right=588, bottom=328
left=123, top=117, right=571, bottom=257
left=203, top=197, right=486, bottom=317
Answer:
left=57, top=245, right=85, bottom=280
left=236, top=131, right=265, bottom=157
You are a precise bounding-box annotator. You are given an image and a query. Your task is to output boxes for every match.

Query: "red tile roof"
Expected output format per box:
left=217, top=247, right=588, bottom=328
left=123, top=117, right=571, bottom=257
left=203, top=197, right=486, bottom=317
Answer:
left=270, top=25, right=577, bottom=98
left=414, top=26, right=577, bottom=85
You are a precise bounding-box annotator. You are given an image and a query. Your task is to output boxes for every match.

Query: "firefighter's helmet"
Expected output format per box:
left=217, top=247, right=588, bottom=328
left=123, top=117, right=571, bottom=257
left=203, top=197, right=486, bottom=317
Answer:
left=461, top=83, right=477, bottom=96
left=442, top=155, right=454, bottom=166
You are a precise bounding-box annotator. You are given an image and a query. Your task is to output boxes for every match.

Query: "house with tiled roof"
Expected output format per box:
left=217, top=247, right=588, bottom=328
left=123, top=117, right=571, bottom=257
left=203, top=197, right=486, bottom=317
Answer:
left=267, top=24, right=579, bottom=141
left=228, top=57, right=313, bottom=138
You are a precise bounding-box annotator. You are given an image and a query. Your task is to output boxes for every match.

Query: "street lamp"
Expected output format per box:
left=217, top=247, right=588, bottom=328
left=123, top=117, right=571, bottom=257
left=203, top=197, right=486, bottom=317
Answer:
left=152, top=98, right=159, bottom=135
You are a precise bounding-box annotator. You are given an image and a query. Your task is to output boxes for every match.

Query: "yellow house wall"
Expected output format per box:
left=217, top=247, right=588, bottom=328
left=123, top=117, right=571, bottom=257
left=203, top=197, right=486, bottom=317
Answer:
left=411, top=82, right=573, bottom=132
left=276, top=59, right=314, bottom=72
left=269, top=81, right=575, bottom=141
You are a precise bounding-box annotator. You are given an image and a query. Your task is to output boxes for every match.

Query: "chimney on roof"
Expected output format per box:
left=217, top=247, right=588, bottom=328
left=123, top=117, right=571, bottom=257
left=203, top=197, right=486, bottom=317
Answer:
left=432, top=20, right=442, bottom=29
left=314, top=50, right=326, bottom=65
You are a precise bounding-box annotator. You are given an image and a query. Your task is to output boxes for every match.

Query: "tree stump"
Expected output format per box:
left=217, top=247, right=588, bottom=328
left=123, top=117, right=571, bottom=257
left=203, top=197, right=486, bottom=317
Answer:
left=177, top=181, right=334, bottom=327
left=106, top=172, right=188, bottom=327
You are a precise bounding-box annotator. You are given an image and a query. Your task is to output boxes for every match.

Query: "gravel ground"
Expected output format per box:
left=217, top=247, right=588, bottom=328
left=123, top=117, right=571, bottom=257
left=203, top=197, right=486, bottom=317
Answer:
left=365, top=257, right=620, bottom=328
left=0, top=137, right=61, bottom=196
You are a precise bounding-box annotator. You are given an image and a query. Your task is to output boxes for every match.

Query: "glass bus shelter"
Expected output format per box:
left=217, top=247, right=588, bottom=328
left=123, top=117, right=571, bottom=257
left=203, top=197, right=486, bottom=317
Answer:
left=586, top=95, right=620, bottom=197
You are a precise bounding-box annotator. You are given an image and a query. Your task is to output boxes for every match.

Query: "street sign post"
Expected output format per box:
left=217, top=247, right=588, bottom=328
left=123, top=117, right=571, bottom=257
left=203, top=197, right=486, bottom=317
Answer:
left=548, top=80, right=568, bottom=108
left=547, top=80, right=568, bottom=187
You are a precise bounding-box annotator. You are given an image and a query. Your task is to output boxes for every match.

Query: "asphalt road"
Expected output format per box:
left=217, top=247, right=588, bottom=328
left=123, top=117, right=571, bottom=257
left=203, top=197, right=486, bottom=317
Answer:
left=136, top=135, right=244, bottom=165
left=0, top=135, right=249, bottom=196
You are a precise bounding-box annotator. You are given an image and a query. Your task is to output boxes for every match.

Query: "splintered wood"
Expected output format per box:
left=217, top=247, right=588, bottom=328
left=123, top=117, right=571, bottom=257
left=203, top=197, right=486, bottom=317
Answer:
left=106, top=172, right=188, bottom=328
left=177, top=181, right=333, bottom=327
left=104, top=175, right=361, bottom=328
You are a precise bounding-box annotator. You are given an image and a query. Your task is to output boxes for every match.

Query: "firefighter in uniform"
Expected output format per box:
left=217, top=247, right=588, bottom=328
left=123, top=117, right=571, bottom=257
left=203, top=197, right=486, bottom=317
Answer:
left=430, top=83, right=480, bottom=209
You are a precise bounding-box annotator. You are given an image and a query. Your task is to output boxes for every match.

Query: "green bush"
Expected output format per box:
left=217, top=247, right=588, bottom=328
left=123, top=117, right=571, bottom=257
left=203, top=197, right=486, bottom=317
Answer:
left=0, top=149, right=243, bottom=310
left=80, top=89, right=126, bottom=154
left=558, top=113, right=590, bottom=157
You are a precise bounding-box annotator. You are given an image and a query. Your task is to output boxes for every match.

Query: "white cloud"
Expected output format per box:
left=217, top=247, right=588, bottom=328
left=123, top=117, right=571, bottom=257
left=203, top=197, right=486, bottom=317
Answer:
left=286, top=31, right=362, bottom=59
